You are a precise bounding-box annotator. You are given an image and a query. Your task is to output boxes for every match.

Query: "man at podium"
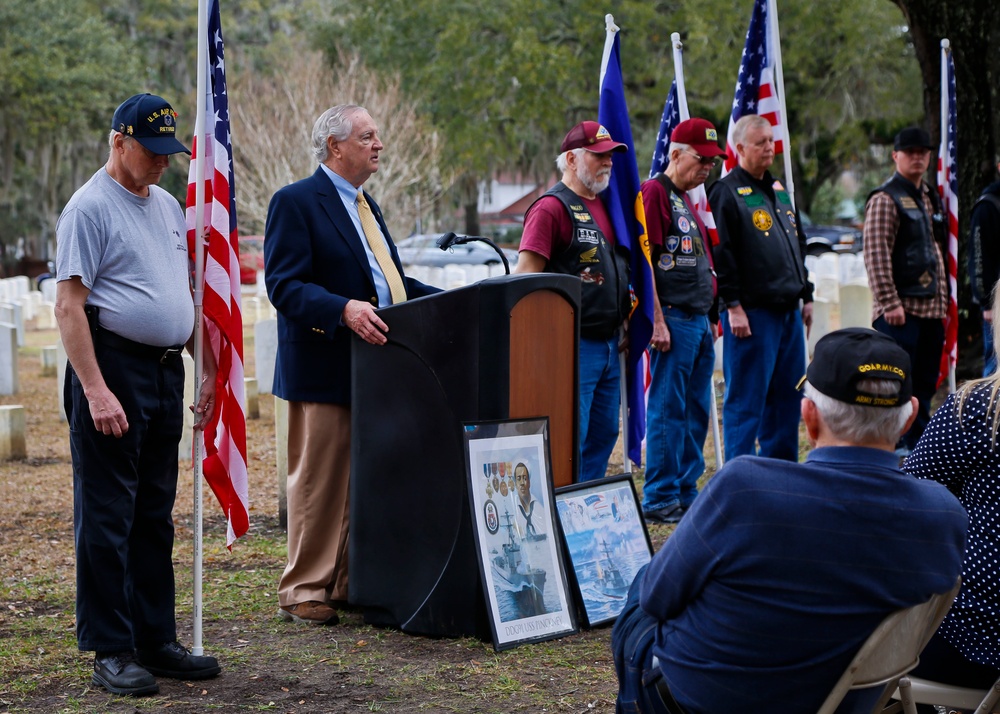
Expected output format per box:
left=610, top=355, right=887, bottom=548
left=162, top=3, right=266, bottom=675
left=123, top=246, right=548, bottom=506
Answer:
left=516, top=120, right=633, bottom=482
left=264, top=104, right=438, bottom=627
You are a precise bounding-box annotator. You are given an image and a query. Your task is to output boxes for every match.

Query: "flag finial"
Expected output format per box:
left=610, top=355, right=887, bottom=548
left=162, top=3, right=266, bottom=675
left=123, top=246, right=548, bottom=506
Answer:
left=605, top=14, right=619, bottom=33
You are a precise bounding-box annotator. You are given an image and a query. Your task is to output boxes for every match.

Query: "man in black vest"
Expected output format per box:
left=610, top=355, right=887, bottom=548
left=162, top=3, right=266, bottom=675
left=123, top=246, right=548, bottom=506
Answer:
left=863, top=126, right=948, bottom=454
left=709, top=114, right=813, bottom=462
left=968, top=159, right=1000, bottom=376
left=640, top=118, right=724, bottom=524
left=516, top=121, right=631, bottom=482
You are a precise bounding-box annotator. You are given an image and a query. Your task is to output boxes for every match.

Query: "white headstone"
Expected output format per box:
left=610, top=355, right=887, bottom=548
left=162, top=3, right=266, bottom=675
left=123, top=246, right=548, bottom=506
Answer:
left=244, top=377, right=260, bottom=419
left=840, top=284, right=874, bottom=329
left=11, top=276, right=30, bottom=298
left=41, top=279, right=57, bottom=304
left=34, top=303, right=56, bottom=330
left=254, top=319, right=277, bottom=396
left=808, top=299, right=834, bottom=358
left=40, top=345, right=58, bottom=376
left=443, top=265, right=467, bottom=289
left=0, top=324, right=18, bottom=395
left=0, top=405, right=26, bottom=460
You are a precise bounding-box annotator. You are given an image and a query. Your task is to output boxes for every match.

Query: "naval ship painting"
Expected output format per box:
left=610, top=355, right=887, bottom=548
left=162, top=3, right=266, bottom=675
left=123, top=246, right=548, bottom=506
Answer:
left=596, top=539, right=629, bottom=599
left=490, top=511, right=547, bottom=616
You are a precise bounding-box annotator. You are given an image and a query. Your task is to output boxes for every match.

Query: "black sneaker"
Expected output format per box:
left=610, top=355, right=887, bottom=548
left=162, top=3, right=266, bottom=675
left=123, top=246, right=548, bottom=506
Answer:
left=644, top=504, right=685, bottom=524
left=92, top=651, right=159, bottom=696
left=136, top=641, right=221, bottom=680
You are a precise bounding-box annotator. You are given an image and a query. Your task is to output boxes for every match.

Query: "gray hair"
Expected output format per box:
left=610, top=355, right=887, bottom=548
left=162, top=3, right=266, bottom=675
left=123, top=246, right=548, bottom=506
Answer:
left=667, top=141, right=691, bottom=160
left=556, top=147, right=586, bottom=173
left=732, top=114, right=771, bottom=147
left=803, top=380, right=913, bottom=444
left=312, top=104, right=364, bottom=163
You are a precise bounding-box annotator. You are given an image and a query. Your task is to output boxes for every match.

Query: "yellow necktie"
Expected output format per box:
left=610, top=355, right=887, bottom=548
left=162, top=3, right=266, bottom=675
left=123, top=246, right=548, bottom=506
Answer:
left=357, top=189, right=407, bottom=305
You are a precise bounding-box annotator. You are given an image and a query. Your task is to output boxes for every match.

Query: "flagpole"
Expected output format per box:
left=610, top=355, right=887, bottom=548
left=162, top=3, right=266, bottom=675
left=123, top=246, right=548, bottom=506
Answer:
left=940, top=38, right=957, bottom=394
left=191, top=0, right=209, bottom=656
left=602, top=15, right=631, bottom=475
left=766, top=0, right=795, bottom=208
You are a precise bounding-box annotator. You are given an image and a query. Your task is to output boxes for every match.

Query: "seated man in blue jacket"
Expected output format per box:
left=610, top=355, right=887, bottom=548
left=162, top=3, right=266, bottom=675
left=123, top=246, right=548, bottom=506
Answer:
left=611, top=327, right=967, bottom=713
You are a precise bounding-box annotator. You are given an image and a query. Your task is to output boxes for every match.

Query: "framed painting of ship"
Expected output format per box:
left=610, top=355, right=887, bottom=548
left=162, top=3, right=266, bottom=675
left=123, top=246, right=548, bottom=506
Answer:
left=554, top=474, right=653, bottom=628
left=463, top=417, right=577, bottom=650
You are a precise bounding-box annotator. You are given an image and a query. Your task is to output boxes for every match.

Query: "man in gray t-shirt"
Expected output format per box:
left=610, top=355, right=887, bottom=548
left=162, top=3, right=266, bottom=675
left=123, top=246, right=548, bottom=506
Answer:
left=55, top=93, right=221, bottom=697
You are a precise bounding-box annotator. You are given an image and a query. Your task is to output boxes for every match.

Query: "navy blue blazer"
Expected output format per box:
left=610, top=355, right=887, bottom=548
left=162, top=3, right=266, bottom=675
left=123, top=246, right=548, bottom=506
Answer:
left=263, top=167, right=438, bottom=405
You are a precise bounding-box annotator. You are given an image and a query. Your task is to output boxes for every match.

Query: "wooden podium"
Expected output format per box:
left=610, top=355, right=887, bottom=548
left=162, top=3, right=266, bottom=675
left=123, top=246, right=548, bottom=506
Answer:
left=349, top=273, right=580, bottom=637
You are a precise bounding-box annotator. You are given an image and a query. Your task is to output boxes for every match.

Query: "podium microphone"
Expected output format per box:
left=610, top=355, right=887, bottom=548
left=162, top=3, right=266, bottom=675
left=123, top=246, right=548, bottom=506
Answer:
left=436, top=232, right=511, bottom=275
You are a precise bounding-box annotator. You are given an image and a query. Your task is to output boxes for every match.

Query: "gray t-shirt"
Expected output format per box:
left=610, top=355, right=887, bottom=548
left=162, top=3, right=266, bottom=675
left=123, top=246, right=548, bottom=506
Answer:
left=55, top=168, right=194, bottom=347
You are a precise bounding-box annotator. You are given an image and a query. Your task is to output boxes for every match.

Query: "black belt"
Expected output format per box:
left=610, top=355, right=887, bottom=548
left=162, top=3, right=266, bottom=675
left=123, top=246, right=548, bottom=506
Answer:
left=96, top=326, right=184, bottom=363
left=649, top=656, right=688, bottom=714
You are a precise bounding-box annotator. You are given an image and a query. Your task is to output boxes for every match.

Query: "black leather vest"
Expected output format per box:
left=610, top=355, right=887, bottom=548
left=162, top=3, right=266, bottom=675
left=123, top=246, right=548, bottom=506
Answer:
left=540, top=182, right=630, bottom=339
left=650, top=174, right=714, bottom=315
left=868, top=174, right=941, bottom=298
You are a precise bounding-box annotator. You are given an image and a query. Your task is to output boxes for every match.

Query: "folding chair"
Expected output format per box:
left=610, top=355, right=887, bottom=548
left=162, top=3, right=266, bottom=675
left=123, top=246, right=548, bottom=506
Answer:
left=891, top=673, right=1000, bottom=714
left=816, top=578, right=961, bottom=714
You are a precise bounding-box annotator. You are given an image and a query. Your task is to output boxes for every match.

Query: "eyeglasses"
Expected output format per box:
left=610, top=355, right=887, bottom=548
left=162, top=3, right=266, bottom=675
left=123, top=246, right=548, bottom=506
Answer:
left=683, top=149, right=720, bottom=167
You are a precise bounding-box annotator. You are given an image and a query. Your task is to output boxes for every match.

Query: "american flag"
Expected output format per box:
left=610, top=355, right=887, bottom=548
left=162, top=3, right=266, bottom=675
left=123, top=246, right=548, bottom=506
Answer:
left=649, top=81, right=680, bottom=178
left=185, top=0, right=249, bottom=546
left=937, top=44, right=959, bottom=389
left=723, top=0, right=785, bottom=176
left=599, top=19, right=653, bottom=468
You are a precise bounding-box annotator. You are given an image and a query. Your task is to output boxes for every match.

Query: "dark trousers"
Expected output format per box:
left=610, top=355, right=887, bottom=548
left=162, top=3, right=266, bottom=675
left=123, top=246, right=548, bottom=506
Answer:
left=610, top=565, right=686, bottom=714
left=65, top=342, right=184, bottom=652
left=873, top=314, right=944, bottom=451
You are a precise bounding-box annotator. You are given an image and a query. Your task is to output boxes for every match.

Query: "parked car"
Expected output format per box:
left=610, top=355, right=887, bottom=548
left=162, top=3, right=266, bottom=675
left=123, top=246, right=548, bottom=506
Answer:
left=239, top=236, right=264, bottom=284
left=395, top=233, right=519, bottom=268
left=801, top=213, right=863, bottom=256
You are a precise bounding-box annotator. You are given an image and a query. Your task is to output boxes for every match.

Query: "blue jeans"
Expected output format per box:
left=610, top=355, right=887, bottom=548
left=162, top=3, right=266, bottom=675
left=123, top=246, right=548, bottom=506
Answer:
left=643, top=309, right=714, bottom=512
left=984, top=310, right=997, bottom=377
left=721, top=307, right=804, bottom=462
left=579, top=336, right=621, bottom=482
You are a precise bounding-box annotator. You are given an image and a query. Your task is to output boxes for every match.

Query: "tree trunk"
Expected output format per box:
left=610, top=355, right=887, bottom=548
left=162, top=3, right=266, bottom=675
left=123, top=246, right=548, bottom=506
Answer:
left=892, top=0, right=1000, bottom=370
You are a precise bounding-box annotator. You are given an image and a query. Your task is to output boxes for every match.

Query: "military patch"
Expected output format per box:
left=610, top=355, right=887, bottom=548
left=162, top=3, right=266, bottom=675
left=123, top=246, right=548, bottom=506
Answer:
left=681, top=237, right=693, bottom=254
left=918, top=271, right=933, bottom=287
left=570, top=203, right=585, bottom=211
left=742, top=193, right=765, bottom=207
left=670, top=194, right=690, bottom=214
left=753, top=209, right=773, bottom=231
left=776, top=190, right=790, bottom=204
left=666, top=236, right=680, bottom=253
left=786, top=210, right=797, bottom=227
left=573, top=212, right=592, bottom=222
left=737, top=186, right=754, bottom=196
left=900, top=197, right=919, bottom=210
left=658, top=254, right=675, bottom=271
left=677, top=216, right=691, bottom=233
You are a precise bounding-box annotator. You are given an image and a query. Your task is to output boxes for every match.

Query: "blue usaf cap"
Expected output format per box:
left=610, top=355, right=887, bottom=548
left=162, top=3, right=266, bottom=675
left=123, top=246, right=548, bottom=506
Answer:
left=803, top=327, right=912, bottom=407
left=111, top=93, right=190, bottom=155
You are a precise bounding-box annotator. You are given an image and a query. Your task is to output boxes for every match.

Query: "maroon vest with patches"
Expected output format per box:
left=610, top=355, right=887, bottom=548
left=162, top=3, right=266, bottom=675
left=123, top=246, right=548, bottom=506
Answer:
left=540, top=182, right=629, bottom=339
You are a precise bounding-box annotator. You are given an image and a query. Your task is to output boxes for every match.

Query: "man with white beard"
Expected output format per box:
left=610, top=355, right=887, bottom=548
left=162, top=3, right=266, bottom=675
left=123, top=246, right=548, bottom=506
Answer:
left=516, top=121, right=632, bottom=481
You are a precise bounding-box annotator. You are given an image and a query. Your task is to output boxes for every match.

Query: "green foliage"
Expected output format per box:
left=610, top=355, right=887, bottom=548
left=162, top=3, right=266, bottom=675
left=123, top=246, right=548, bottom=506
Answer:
left=322, top=0, right=672, bottom=181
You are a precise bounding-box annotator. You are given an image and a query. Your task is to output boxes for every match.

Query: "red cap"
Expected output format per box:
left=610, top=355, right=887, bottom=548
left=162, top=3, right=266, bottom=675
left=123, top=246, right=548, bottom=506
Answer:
left=670, top=118, right=726, bottom=158
left=561, top=121, right=627, bottom=154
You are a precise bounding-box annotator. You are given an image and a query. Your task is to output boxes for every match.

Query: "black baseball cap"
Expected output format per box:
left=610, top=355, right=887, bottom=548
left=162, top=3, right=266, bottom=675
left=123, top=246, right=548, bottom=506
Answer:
left=894, top=127, right=934, bottom=152
left=802, top=328, right=912, bottom=408
left=111, top=93, right=191, bottom=155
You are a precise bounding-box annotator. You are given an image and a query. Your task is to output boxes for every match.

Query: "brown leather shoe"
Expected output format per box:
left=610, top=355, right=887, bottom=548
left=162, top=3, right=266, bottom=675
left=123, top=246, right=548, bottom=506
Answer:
left=278, top=601, right=340, bottom=626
